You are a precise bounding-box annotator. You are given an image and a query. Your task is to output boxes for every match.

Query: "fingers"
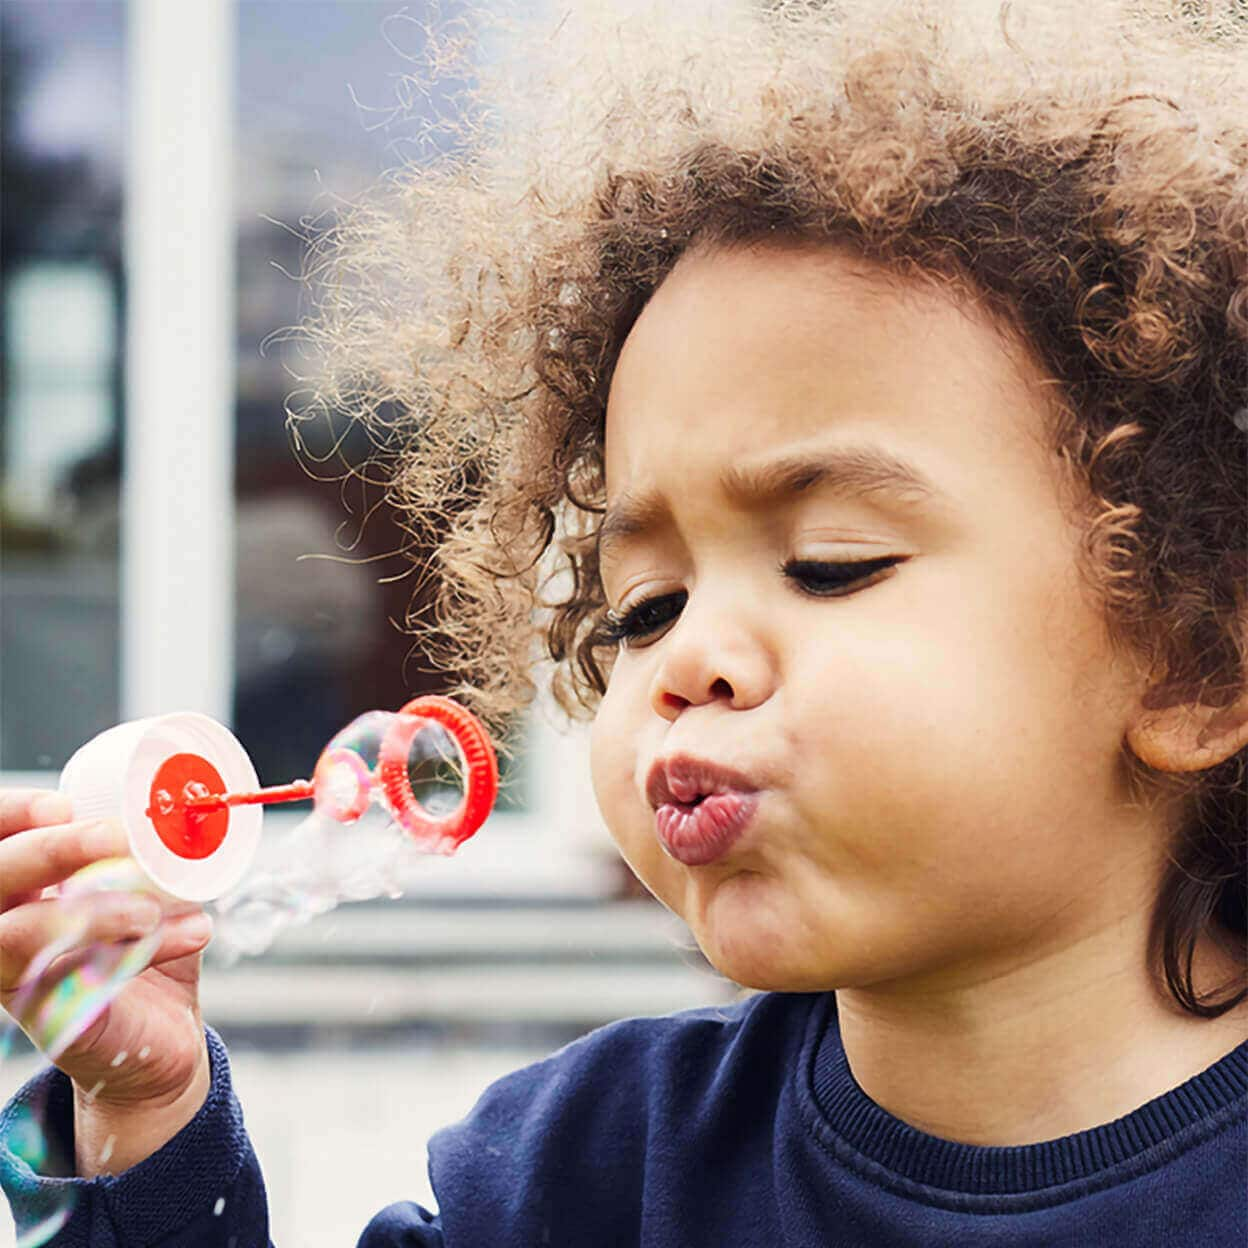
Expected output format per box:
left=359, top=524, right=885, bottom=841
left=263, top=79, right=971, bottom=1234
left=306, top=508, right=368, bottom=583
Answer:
left=0, top=790, right=74, bottom=840
left=0, top=892, right=163, bottom=993
left=0, top=818, right=129, bottom=911
left=147, top=912, right=215, bottom=977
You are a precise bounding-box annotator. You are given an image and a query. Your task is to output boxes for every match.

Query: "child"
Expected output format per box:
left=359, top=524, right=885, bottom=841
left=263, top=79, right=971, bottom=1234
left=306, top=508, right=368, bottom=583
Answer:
left=2, top=0, right=1246, bottom=1243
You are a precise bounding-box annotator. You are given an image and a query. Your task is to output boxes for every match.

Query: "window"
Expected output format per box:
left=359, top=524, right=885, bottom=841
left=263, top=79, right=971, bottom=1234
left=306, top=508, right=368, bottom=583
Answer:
left=0, top=0, right=613, bottom=889
left=0, top=1, right=126, bottom=774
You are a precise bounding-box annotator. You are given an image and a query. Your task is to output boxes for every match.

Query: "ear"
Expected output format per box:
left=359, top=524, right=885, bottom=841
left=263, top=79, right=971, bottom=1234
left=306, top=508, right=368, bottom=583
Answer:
left=1126, top=684, right=1248, bottom=774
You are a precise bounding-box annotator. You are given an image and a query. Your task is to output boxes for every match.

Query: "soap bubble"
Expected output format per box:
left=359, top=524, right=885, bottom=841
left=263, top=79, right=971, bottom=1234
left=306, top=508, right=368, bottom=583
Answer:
left=1, top=859, right=170, bottom=1084
left=15, top=1206, right=72, bottom=1248
left=322, top=710, right=391, bottom=772
left=310, top=711, right=468, bottom=832
left=4, top=1101, right=49, bottom=1171
left=0, top=867, right=169, bottom=1243
left=59, top=855, right=179, bottom=907
left=210, top=804, right=410, bottom=962
left=2, top=861, right=167, bottom=1064
left=0, top=1099, right=75, bottom=1244
left=312, top=711, right=390, bottom=822
left=26, top=933, right=163, bottom=1062
left=2, top=1101, right=74, bottom=1243
left=313, top=746, right=374, bottom=822
left=0, top=885, right=159, bottom=1248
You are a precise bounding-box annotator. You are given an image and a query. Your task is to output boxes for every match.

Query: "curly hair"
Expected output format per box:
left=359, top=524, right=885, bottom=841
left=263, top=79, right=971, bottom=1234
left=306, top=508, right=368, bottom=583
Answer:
left=295, top=0, right=1248, bottom=1018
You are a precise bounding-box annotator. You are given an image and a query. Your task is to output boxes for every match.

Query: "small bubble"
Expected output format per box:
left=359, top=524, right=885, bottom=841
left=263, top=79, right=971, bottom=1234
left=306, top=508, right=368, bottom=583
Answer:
left=110, top=1050, right=128, bottom=1068
left=259, top=624, right=296, bottom=665
left=5, top=1105, right=48, bottom=1169
left=213, top=1196, right=226, bottom=1217
left=13, top=1207, right=70, bottom=1246
left=99, top=1134, right=116, bottom=1165
left=1233, top=407, right=1248, bottom=433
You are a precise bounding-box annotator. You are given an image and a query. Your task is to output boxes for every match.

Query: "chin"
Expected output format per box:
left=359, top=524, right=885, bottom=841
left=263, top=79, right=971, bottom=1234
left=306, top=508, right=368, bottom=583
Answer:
left=692, top=924, right=840, bottom=994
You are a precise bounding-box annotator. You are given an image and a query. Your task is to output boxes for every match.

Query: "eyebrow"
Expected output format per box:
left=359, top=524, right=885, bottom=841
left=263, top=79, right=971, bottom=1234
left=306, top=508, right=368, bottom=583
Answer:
left=596, top=442, right=944, bottom=565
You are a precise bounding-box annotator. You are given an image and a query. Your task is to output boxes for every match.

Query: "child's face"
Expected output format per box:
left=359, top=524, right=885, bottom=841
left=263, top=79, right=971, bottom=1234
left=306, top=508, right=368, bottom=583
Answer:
left=588, top=239, right=1156, bottom=994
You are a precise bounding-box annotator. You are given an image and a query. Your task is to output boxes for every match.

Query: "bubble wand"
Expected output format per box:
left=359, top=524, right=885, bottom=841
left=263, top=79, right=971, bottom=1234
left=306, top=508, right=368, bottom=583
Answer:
left=58, top=695, right=500, bottom=903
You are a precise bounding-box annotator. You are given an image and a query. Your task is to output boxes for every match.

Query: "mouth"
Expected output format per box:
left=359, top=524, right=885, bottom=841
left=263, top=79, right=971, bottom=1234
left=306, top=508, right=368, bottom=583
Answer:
left=653, top=792, right=759, bottom=866
left=645, top=754, right=762, bottom=866
left=645, top=754, right=760, bottom=810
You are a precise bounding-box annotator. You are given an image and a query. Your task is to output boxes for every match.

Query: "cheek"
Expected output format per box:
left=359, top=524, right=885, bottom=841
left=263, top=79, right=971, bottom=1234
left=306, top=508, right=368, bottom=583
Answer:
left=788, top=561, right=1124, bottom=892
left=589, top=677, right=685, bottom=903
left=588, top=684, right=638, bottom=837
left=789, top=637, right=974, bottom=877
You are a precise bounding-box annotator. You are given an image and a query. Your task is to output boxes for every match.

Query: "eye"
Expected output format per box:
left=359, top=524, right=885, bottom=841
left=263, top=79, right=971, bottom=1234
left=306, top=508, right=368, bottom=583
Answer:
left=596, top=591, right=687, bottom=649
left=782, top=556, right=904, bottom=596
left=595, top=558, right=904, bottom=650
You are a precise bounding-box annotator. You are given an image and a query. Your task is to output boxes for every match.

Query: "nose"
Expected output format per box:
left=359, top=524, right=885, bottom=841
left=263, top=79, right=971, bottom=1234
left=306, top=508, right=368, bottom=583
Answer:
left=646, top=598, right=776, bottom=721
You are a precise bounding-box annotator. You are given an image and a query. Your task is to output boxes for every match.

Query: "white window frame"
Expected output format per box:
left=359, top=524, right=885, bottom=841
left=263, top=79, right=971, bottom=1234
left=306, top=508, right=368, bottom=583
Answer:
left=2, top=0, right=614, bottom=898
left=123, top=0, right=235, bottom=726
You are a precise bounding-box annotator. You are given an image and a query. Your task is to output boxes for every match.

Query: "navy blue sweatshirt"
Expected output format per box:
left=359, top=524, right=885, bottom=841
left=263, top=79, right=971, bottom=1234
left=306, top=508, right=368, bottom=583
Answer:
left=2, top=991, right=1246, bottom=1246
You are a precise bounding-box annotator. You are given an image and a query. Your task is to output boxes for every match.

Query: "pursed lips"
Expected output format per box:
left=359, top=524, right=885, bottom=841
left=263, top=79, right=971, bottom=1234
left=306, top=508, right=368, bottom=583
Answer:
left=645, top=753, right=761, bottom=809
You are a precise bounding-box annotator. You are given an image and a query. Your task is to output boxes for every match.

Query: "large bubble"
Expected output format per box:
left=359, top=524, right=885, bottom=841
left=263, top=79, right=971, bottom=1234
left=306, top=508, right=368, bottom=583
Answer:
left=2, top=860, right=167, bottom=1064
left=0, top=860, right=170, bottom=1245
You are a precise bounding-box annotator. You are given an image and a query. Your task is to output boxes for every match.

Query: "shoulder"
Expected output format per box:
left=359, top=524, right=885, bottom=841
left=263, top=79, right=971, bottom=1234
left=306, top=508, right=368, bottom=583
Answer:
left=429, top=989, right=817, bottom=1161
left=531, top=987, right=775, bottom=1074
left=553, top=984, right=815, bottom=1067
left=425, top=991, right=820, bottom=1240
left=487, top=990, right=802, bottom=1102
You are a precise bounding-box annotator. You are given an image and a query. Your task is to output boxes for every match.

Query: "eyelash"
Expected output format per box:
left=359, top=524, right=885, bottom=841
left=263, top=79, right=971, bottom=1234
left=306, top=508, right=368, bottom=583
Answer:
left=596, top=557, right=903, bottom=648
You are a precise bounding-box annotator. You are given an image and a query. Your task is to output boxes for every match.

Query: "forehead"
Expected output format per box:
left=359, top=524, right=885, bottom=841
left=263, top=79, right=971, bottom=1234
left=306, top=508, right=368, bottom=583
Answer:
left=599, top=240, right=1056, bottom=558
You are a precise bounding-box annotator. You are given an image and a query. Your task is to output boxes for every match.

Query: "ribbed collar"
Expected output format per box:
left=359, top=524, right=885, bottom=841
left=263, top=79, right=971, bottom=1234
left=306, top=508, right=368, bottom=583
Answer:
left=801, top=991, right=1248, bottom=1197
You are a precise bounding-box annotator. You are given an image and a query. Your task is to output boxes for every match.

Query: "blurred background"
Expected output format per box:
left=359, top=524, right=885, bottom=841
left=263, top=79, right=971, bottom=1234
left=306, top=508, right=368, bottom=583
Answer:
left=0, top=2, right=738, bottom=1242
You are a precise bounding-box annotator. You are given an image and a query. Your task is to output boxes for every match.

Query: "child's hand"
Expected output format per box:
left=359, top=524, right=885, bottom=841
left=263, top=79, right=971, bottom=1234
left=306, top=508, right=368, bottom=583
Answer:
left=0, top=789, right=215, bottom=1173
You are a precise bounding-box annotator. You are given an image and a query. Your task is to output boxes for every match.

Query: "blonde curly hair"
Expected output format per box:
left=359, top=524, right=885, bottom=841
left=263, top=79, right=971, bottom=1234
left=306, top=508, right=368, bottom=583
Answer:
left=294, top=0, right=1248, bottom=1018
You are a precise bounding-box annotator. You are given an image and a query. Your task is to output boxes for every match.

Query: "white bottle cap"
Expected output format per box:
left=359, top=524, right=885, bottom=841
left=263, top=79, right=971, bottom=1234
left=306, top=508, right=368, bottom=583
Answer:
left=59, top=712, right=263, bottom=902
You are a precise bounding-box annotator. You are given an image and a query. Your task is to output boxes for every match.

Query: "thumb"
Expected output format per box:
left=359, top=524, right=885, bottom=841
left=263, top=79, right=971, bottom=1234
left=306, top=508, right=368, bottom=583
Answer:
left=147, top=913, right=214, bottom=981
